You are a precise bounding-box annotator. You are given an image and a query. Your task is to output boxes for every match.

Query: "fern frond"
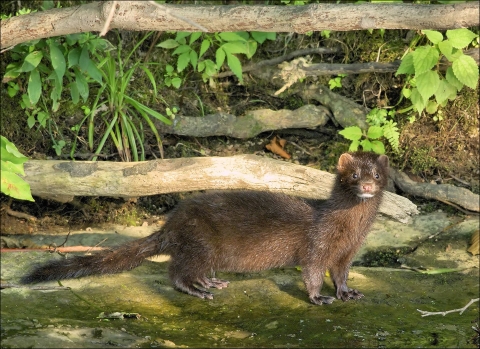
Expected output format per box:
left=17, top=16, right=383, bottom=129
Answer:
left=382, top=120, right=400, bottom=152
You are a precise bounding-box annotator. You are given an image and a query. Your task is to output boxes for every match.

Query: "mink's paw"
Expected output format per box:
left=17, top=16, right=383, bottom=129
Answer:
left=310, top=295, right=335, bottom=305
left=337, top=288, right=364, bottom=301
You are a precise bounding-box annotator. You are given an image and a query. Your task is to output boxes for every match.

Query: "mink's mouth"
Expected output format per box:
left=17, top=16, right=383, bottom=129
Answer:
left=357, top=193, right=375, bottom=198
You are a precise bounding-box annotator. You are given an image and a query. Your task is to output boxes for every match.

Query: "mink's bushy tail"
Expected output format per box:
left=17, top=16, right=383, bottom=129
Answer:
left=20, top=232, right=166, bottom=284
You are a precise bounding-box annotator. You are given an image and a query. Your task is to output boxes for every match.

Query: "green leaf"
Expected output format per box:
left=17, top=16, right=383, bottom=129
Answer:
left=27, top=114, right=35, bottom=128
left=157, top=39, right=180, bottom=49
left=446, top=28, right=479, bottom=49
left=1, top=136, right=28, bottom=160
left=370, top=140, right=385, bottom=154
left=422, top=30, right=443, bottom=44
left=27, top=69, right=41, bottom=105
left=437, top=40, right=455, bottom=61
left=452, top=54, right=479, bottom=89
left=245, top=40, right=258, bottom=59
left=339, top=126, right=362, bottom=141
left=226, top=53, right=243, bottom=83
left=425, top=100, right=438, bottom=114
left=412, top=46, right=439, bottom=75
left=67, top=47, right=81, bottom=68
left=198, top=40, right=210, bottom=59
left=216, top=48, right=226, bottom=69
left=70, top=81, right=80, bottom=104
left=251, top=31, right=268, bottom=44
left=367, top=125, right=383, bottom=139
left=402, top=88, right=411, bottom=98
left=189, top=50, right=198, bottom=71
left=445, top=66, right=463, bottom=91
left=349, top=140, right=360, bottom=152
left=0, top=170, right=34, bottom=201
left=172, top=45, right=191, bottom=55
left=171, top=77, right=182, bottom=89
left=396, top=52, right=415, bottom=75
left=20, top=51, right=43, bottom=72
left=49, top=41, right=66, bottom=81
left=177, top=52, right=191, bottom=72
left=435, top=79, right=457, bottom=105
left=189, top=32, right=202, bottom=45
left=1, top=159, right=25, bottom=175
left=198, top=61, right=205, bottom=72
left=79, top=46, right=90, bottom=72
left=175, top=32, right=191, bottom=41
left=221, top=42, right=248, bottom=55
left=86, top=59, right=103, bottom=84
left=74, top=68, right=89, bottom=102
left=410, top=88, right=426, bottom=113
left=416, top=70, right=440, bottom=102
left=360, top=139, right=372, bottom=152
left=219, top=32, right=248, bottom=42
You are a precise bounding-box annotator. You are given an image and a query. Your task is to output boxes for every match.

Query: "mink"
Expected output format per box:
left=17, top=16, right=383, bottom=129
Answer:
left=21, top=151, right=389, bottom=305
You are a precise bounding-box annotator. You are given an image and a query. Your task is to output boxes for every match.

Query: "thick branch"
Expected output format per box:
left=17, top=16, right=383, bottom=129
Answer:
left=2, top=2, right=478, bottom=49
left=22, top=155, right=418, bottom=223
left=156, top=105, right=330, bottom=138
left=390, top=168, right=479, bottom=212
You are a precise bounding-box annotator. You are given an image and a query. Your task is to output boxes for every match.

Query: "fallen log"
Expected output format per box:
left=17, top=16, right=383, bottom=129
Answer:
left=23, top=155, right=418, bottom=223
left=156, top=104, right=330, bottom=138
left=389, top=168, right=479, bottom=213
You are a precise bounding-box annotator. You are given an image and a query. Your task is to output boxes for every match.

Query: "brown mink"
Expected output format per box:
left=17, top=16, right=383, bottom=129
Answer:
left=21, top=151, right=389, bottom=305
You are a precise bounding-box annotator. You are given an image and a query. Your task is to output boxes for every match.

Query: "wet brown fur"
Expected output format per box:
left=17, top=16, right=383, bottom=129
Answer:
left=21, top=151, right=389, bottom=304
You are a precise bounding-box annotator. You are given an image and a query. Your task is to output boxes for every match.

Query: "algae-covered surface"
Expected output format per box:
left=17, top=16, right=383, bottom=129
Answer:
left=1, top=212, right=479, bottom=348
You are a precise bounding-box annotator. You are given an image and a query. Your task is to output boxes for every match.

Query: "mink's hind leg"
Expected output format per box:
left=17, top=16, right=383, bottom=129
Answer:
left=196, top=276, right=230, bottom=289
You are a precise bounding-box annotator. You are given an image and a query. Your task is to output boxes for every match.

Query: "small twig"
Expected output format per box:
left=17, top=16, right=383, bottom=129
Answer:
left=2, top=206, right=37, bottom=221
left=217, top=47, right=339, bottom=78
left=99, top=1, right=117, bottom=37
left=288, top=141, right=312, bottom=155
left=448, top=173, right=471, bottom=187
left=417, top=298, right=479, bottom=317
left=0, top=247, right=105, bottom=253
left=0, top=283, right=70, bottom=291
left=85, top=238, right=108, bottom=254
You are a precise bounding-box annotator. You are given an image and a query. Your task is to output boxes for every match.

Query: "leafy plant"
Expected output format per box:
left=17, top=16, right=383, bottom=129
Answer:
left=0, top=136, right=34, bottom=202
left=157, top=31, right=276, bottom=85
left=328, top=74, right=347, bottom=90
left=4, top=32, right=109, bottom=113
left=71, top=32, right=173, bottom=162
left=396, top=28, right=479, bottom=117
left=339, top=108, right=399, bottom=154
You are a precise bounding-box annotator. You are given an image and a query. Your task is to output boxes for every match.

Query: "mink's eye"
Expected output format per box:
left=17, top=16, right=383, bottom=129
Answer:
left=374, top=173, right=380, bottom=179
left=352, top=173, right=358, bottom=179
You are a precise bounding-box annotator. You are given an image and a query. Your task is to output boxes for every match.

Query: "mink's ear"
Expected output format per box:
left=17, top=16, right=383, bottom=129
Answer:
left=377, top=154, right=389, bottom=169
left=338, top=153, right=354, bottom=171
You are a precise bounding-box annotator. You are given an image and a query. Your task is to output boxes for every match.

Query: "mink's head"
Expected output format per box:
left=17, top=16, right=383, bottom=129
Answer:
left=336, top=151, right=389, bottom=199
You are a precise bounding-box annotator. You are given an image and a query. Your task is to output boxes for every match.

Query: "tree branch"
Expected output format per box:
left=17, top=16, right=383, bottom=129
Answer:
left=22, top=155, right=418, bottom=223
left=2, top=1, right=478, bottom=49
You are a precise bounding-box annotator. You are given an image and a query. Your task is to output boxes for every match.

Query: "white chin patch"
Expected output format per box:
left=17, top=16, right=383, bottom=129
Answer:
left=357, top=193, right=374, bottom=199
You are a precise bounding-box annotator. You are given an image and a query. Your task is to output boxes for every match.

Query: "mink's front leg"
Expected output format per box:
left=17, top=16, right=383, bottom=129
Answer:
left=302, top=266, right=335, bottom=305
left=330, top=253, right=364, bottom=301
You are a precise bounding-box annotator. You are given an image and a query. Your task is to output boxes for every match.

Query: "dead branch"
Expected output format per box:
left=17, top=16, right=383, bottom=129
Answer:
left=22, top=155, right=418, bottom=223
left=2, top=2, right=478, bottom=50
left=417, top=298, right=479, bottom=317
left=216, top=47, right=340, bottom=78
left=389, top=168, right=479, bottom=212
left=156, top=105, right=330, bottom=138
